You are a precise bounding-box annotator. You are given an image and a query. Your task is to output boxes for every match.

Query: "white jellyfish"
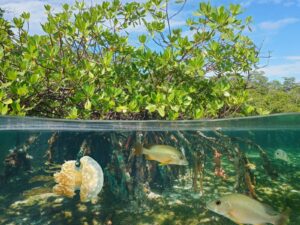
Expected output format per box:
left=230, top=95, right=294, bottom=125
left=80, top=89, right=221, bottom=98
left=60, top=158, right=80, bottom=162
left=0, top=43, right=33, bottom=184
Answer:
left=53, top=156, right=104, bottom=202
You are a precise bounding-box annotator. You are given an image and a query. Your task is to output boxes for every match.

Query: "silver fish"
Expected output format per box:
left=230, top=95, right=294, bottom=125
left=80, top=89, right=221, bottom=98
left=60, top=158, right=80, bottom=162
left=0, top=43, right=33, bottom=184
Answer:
left=207, top=193, right=289, bottom=225
left=274, top=149, right=290, bottom=163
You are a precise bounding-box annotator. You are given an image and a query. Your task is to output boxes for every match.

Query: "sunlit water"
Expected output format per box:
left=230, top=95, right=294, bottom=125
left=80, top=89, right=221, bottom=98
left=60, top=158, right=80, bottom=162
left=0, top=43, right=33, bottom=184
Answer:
left=0, top=114, right=299, bottom=225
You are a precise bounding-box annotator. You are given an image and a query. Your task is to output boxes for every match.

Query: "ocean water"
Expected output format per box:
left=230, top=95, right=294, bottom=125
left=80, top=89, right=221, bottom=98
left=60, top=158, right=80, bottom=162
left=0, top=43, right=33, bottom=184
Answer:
left=0, top=114, right=299, bottom=225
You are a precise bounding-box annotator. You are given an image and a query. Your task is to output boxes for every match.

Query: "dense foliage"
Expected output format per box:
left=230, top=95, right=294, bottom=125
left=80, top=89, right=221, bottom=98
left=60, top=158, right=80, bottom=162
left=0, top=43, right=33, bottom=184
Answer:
left=1, top=1, right=260, bottom=119
left=247, top=72, right=300, bottom=114
left=0, top=8, right=4, bottom=18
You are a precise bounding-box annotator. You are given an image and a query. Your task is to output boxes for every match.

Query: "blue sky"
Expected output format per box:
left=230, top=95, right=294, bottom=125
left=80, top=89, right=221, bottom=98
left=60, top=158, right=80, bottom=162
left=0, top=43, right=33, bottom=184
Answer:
left=1, top=0, right=300, bottom=81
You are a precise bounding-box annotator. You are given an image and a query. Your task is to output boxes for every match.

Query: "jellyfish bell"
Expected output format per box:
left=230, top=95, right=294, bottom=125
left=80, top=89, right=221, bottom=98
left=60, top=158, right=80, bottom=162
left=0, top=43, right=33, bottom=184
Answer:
left=79, top=156, right=104, bottom=202
left=53, top=156, right=104, bottom=202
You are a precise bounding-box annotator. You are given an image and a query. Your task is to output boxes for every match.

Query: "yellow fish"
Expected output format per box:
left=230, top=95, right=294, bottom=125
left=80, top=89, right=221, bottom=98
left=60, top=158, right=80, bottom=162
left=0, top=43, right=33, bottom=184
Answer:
left=133, top=143, right=188, bottom=166
left=207, top=193, right=289, bottom=225
left=246, top=163, right=256, bottom=170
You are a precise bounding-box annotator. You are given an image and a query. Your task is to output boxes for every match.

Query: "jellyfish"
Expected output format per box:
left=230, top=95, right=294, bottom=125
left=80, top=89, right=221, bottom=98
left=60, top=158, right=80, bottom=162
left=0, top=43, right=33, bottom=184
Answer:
left=53, top=156, right=104, bottom=202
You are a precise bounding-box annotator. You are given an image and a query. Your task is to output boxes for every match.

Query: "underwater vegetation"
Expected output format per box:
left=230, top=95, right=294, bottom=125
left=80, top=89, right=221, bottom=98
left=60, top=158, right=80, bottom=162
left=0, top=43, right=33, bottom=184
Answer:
left=3, top=135, right=37, bottom=177
left=0, top=116, right=300, bottom=224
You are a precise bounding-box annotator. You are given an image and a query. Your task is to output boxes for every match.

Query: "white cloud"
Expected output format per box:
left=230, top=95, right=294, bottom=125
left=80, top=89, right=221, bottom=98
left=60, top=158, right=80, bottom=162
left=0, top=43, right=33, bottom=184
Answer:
left=259, top=0, right=288, bottom=4
left=242, top=0, right=300, bottom=7
left=260, top=61, right=300, bottom=81
left=258, top=18, right=299, bottom=31
left=1, top=1, right=49, bottom=34
left=0, top=0, right=135, bottom=34
left=285, top=56, right=300, bottom=61
left=285, top=55, right=300, bottom=61
left=1, top=0, right=187, bottom=35
left=241, top=1, right=254, bottom=7
left=1, top=1, right=75, bottom=34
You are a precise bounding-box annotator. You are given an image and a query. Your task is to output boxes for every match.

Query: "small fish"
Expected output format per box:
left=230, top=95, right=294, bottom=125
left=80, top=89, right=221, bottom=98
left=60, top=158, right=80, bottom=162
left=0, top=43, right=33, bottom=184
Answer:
left=246, top=163, right=256, bottom=170
left=133, top=143, right=188, bottom=166
left=207, top=193, right=289, bottom=225
left=274, top=149, right=290, bottom=163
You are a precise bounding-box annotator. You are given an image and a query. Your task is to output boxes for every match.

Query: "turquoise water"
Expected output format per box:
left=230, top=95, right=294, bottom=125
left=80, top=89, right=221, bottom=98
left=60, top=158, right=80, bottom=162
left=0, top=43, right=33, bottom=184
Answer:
left=0, top=114, right=299, bottom=225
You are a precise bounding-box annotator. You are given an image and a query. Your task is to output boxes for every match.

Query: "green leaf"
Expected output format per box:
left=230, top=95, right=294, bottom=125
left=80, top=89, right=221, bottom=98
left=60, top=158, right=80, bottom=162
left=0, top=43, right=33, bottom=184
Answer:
left=246, top=16, right=252, bottom=24
left=108, top=100, right=115, bottom=108
left=13, top=17, right=24, bottom=28
left=171, top=105, right=180, bottom=112
left=116, top=106, right=128, bottom=113
left=157, top=106, right=165, bottom=117
left=84, top=99, right=92, bottom=110
left=3, top=99, right=13, bottom=105
left=168, top=111, right=179, bottom=120
left=138, top=35, right=147, bottom=44
left=257, top=108, right=270, bottom=115
left=167, top=92, right=175, bottom=102
left=62, top=4, right=69, bottom=11
left=11, top=100, right=21, bottom=112
left=1, top=82, right=12, bottom=88
left=128, top=100, right=138, bottom=111
left=1, top=105, right=8, bottom=115
left=103, top=51, right=113, bottom=67
left=0, top=47, right=3, bottom=60
left=244, top=105, right=254, bottom=114
left=17, top=85, right=28, bottom=96
left=67, top=107, right=78, bottom=119
left=30, top=74, right=39, bottom=84
left=146, top=104, right=156, bottom=112
left=88, top=72, right=94, bottom=79
left=44, top=5, right=51, bottom=11
left=7, top=71, right=18, bottom=81
left=183, top=96, right=192, bottom=106
left=194, top=108, right=204, bottom=119
left=224, top=91, right=230, bottom=97
left=83, top=85, right=95, bottom=97
left=21, top=12, right=30, bottom=20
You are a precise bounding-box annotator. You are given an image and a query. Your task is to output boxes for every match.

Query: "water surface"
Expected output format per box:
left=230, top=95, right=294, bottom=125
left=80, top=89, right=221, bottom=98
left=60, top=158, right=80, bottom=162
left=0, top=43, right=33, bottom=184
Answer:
left=0, top=114, right=299, bottom=224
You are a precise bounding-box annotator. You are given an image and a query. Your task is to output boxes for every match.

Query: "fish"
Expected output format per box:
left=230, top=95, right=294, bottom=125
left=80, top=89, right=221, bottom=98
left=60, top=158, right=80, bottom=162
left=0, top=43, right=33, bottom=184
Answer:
left=274, top=149, right=290, bottom=163
left=246, top=163, right=256, bottom=170
left=207, top=193, right=289, bottom=225
left=133, top=143, right=188, bottom=166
